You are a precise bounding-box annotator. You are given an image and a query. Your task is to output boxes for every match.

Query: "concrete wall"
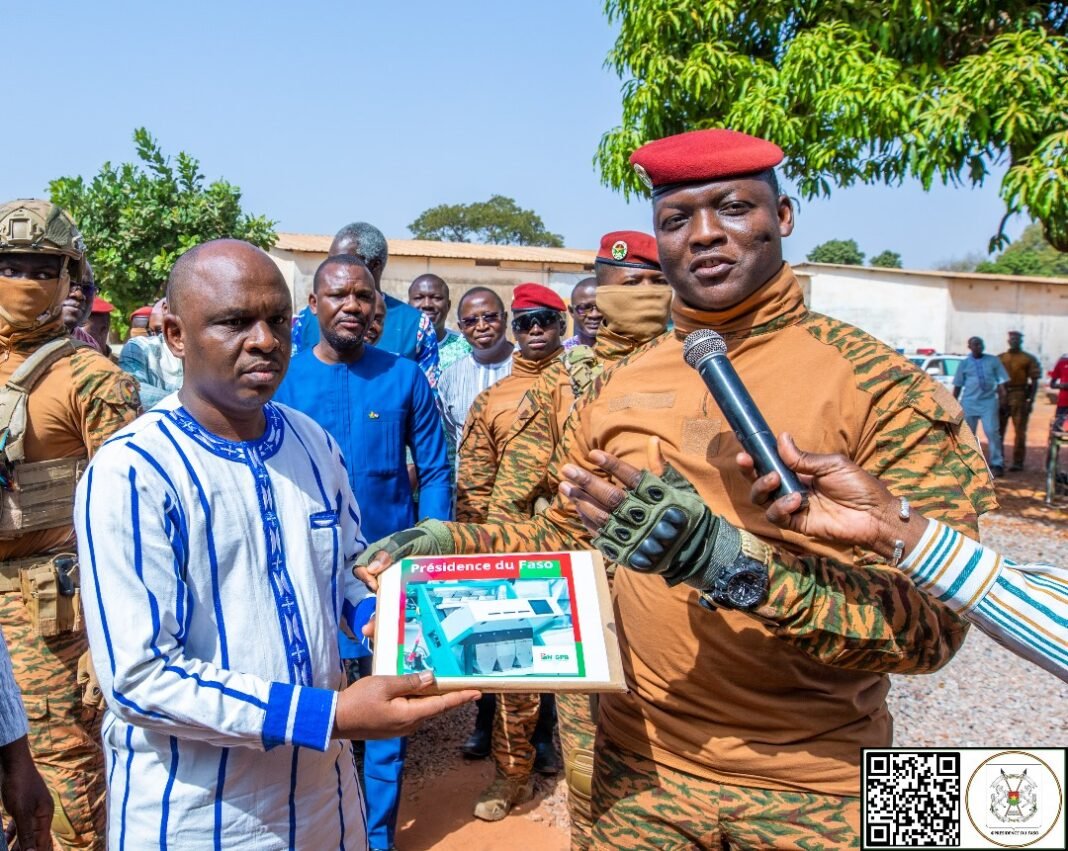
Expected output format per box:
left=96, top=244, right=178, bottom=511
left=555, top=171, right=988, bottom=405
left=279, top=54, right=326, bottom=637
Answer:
left=269, top=248, right=591, bottom=332
left=946, top=278, right=1068, bottom=368
left=798, top=265, right=1068, bottom=367
left=804, top=268, right=950, bottom=353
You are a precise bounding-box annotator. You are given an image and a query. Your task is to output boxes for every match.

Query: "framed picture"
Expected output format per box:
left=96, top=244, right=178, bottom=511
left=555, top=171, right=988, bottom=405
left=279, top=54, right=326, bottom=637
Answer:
left=373, top=550, right=625, bottom=692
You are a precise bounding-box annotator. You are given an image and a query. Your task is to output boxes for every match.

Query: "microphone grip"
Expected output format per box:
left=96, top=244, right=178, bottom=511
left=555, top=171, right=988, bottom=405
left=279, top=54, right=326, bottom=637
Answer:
left=738, top=430, right=808, bottom=504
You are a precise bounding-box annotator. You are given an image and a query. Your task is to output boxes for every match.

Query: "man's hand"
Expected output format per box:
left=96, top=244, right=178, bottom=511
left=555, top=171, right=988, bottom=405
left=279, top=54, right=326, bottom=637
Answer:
left=0, top=735, right=54, bottom=851
left=77, top=651, right=106, bottom=712
left=332, top=671, right=479, bottom=740
left=558, top=438, right=744, bottom=590
left=353, top=520, right=454, bottom=591
left=739, top=432, right=926, bottom=559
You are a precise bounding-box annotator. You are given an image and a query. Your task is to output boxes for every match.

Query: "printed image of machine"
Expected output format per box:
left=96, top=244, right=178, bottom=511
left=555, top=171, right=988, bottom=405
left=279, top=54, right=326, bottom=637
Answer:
left=403, top=578, right=574, bottom=677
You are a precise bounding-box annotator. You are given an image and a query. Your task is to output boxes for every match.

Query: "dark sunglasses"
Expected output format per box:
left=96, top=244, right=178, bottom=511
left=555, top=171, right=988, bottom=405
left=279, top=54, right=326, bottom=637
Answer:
left=571, top=302, right=600, bottom=316
left=71, top=281, right=96, bottom=296
left=511, top=309, right=561, bottom=333
left=459, top=311, right=503, bottom=329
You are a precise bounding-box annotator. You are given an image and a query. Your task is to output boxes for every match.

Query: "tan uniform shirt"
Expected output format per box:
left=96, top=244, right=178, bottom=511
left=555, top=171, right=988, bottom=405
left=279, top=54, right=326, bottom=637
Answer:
left=998, top=350, right=1040, bottom=389
left=446, top=265, right=994, bottom=795
left=455, top=349, right=562, bottom=522
left=0, top=342, right=140, bottom=559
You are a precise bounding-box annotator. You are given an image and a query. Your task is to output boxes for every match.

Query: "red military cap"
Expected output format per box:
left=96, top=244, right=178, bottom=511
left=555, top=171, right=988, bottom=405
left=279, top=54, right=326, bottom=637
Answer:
left=130, top=305, right=153, bottom=318
left=511, top=283, right=566, bottom=312
left=91, top=296, right=115, bottom=314
left=596, top=230, right=660, bottom=269
left=629, top=129, right=784, bottom=194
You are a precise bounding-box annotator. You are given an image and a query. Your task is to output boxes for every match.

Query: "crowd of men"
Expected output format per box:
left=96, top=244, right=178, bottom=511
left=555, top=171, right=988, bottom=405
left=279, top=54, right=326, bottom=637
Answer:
left=0, top=127, right=1064, bottom=851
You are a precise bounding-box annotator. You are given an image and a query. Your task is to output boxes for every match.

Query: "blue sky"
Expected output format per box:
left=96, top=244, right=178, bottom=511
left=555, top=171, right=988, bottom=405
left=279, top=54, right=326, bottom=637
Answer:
left=2, top=1, right=1026, bottom=269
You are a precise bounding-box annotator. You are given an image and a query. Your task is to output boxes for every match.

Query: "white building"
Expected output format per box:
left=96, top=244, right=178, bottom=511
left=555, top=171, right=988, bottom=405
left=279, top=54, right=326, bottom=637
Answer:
left=793, top=263, right=1068, bottom=368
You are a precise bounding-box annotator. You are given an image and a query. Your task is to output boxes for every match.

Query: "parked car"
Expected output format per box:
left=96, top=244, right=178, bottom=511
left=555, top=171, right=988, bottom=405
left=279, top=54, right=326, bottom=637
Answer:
left=906, top=350, right=965, bottom=389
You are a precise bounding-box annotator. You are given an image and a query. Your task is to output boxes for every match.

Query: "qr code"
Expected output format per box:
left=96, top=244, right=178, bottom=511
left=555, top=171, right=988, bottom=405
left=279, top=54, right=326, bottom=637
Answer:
left=864, top=750, right=960, bottom=847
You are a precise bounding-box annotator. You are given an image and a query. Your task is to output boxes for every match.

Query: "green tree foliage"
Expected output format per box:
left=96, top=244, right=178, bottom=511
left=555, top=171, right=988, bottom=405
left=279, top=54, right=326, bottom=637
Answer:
left=49, top=128, right=276, bottom=320
left=597, top=2, right=1068, bottom=250
left=870, top=250, right=904, bottom=268
left=409, top=195, right=564, bottom=247
left=975, top=221, right=1068, bottom=276
left=807, top=239, right=865, bottom=265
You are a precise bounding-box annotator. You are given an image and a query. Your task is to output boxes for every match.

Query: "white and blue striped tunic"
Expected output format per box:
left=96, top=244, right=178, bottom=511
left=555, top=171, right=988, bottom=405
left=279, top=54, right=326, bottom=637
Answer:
left=75, top=395, right=370, bottom=850
left=901, top=519, right=1067, bottom=682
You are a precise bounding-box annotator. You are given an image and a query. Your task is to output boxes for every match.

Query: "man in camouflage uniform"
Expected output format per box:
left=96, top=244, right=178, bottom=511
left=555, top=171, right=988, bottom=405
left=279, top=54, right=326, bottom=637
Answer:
left=998, top=330, right=1041, bottom=471
left=455, top=283, right=569, bottom=821
left=359, top=130, right=994, bottom=849
left=0, top=200, right=141, bottom=850
left=483, top=230, right=671, bottom=848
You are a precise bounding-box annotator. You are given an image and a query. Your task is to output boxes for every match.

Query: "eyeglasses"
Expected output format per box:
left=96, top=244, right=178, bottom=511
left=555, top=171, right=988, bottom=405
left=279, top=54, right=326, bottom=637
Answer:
left=511, top=309, right=561, bottom=333
left=571, top=302, right=600, bottom=316
left=459, top=311, right=503, bottom=329
left=71, top=281, right=96, bottom=296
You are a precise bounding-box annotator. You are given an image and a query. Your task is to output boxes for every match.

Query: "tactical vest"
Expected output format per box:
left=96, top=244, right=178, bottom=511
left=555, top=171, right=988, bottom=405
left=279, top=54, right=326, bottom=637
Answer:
left=0, top=337, right=88, bottom=539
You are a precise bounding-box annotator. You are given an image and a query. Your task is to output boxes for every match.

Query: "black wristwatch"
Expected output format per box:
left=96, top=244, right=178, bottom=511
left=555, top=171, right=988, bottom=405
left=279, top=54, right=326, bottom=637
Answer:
left=698, top=552, right=769, bottom=611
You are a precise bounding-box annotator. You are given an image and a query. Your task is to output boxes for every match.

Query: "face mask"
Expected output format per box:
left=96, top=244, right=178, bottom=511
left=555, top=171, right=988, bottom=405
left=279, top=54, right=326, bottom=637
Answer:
left=595, top=285, right=673, bottom=345
left=0, top=275, right=69, bottom=341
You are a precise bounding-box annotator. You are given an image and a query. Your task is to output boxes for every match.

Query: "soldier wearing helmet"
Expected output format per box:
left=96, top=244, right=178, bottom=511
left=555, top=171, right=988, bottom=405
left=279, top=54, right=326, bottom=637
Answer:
left=0, top=199, right=141, bottom=849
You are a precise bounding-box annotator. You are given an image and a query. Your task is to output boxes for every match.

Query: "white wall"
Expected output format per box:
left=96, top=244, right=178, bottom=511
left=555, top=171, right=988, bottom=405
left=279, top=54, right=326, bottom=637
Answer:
left=805, top=268, right=950, bottom=352
left=947, top=279, right=1068, bottom=367
left=800, top=265, right=1068, bottom=367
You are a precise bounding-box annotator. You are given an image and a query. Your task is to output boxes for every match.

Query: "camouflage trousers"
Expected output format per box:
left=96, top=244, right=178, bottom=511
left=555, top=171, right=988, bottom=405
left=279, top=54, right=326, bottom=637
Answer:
left=590, top=736, right=860, bottom=850
left=493, top=692, right=541, bottom=779
left=557, top=691, right=597, bottom=851
left=999, top=388, right=1032, bottom=468
left=0, top=593, right=106, bottom=850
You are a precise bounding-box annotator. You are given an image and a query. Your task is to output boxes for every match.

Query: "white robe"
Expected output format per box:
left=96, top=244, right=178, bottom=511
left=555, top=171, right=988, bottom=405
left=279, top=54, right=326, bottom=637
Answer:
left=76, top=395, right=369, bottom=850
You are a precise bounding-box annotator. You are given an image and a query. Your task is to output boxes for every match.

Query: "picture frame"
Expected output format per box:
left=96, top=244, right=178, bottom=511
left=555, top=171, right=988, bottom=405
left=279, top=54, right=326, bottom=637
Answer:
left=373, top=550, right=626, bottom=692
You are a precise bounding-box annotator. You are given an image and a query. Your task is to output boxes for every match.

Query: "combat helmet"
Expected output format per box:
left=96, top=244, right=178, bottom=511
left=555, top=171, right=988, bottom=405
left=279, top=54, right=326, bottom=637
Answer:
left=0, top=200, right=87, bottom=284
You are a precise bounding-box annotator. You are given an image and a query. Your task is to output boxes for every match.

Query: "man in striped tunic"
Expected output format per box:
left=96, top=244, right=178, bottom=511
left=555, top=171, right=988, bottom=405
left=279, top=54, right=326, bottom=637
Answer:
left=75, top=240, right=476, bottom=850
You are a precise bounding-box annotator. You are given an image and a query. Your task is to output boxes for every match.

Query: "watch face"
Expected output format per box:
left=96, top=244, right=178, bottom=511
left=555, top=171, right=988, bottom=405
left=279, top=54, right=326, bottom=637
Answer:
left=724, top=568, right=768, bottom=610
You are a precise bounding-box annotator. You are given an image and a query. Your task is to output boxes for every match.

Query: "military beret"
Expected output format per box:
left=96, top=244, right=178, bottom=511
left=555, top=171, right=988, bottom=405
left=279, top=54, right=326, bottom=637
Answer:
left=511, top=283, right=566, bottom=312
left=91, top=296, right=115, bottom=314
left=596, top=230, right=660, bottom=270
left=629, top=129, right=784, bottom=195
left=130, top=305, right=153, bottom=318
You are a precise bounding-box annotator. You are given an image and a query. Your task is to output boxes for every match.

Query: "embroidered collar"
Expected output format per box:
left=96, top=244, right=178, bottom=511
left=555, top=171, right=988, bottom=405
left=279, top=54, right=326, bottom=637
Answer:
left=167, top=403, right=285, bottom=462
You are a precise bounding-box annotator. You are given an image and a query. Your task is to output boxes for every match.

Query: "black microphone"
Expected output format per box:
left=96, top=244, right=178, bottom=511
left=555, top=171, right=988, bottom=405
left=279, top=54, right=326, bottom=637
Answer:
left=683, top=329, right=808, bottom=504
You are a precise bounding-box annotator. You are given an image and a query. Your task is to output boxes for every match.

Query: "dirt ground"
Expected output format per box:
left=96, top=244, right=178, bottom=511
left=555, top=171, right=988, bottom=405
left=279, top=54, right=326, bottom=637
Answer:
left=393, top=399, right=1067, bottom=851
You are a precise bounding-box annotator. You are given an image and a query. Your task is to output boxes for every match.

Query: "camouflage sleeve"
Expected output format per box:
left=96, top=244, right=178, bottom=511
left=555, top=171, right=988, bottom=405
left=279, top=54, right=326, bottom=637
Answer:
left=856, top=367, right=996, bottom=538
left=454, top=389, right=499, bottom=523
left=783, top=319, right=997, bottom=672
left=486, top=382, right=557, bottom=523
left=751, top=545, right=967, bottom=674
left=71, top=352, right=142, bottom=455
left=445, top=384, right=597, bottom=554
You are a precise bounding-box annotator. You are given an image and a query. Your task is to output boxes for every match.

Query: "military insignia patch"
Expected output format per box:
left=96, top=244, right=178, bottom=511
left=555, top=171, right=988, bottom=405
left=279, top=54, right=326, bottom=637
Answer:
left=369, top=411, right=380, bottom=419
left=632, top=163, right=653, bottom=190
left=611, top=240, right=628, bottom=261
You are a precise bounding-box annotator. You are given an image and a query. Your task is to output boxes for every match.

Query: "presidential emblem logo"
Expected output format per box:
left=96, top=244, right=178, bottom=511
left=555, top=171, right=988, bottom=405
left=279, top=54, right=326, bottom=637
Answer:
left=632, top=163, right=653, bottom=189
left=991, top=768, right=1039, bottom=823
left=965, top=750, right=1064, bottom=848
left=611, top=240, right=628, bottom=262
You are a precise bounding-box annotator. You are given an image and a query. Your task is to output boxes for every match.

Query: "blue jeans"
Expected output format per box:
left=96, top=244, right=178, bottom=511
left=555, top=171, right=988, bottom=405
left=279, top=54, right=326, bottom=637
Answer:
left=966, top=402, right=1004, bottom=469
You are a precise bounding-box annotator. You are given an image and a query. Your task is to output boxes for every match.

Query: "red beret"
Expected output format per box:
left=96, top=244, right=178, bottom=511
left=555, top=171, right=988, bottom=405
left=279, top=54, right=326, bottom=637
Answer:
left=511, top=283, right=566, bottom=312
left=91, top=296, right=115, bottom=314
left=130, top=306, right=153, bottom=318
left=629, top=129, right=784, bottom=193
left=596, top=230, right=660, bottom=269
